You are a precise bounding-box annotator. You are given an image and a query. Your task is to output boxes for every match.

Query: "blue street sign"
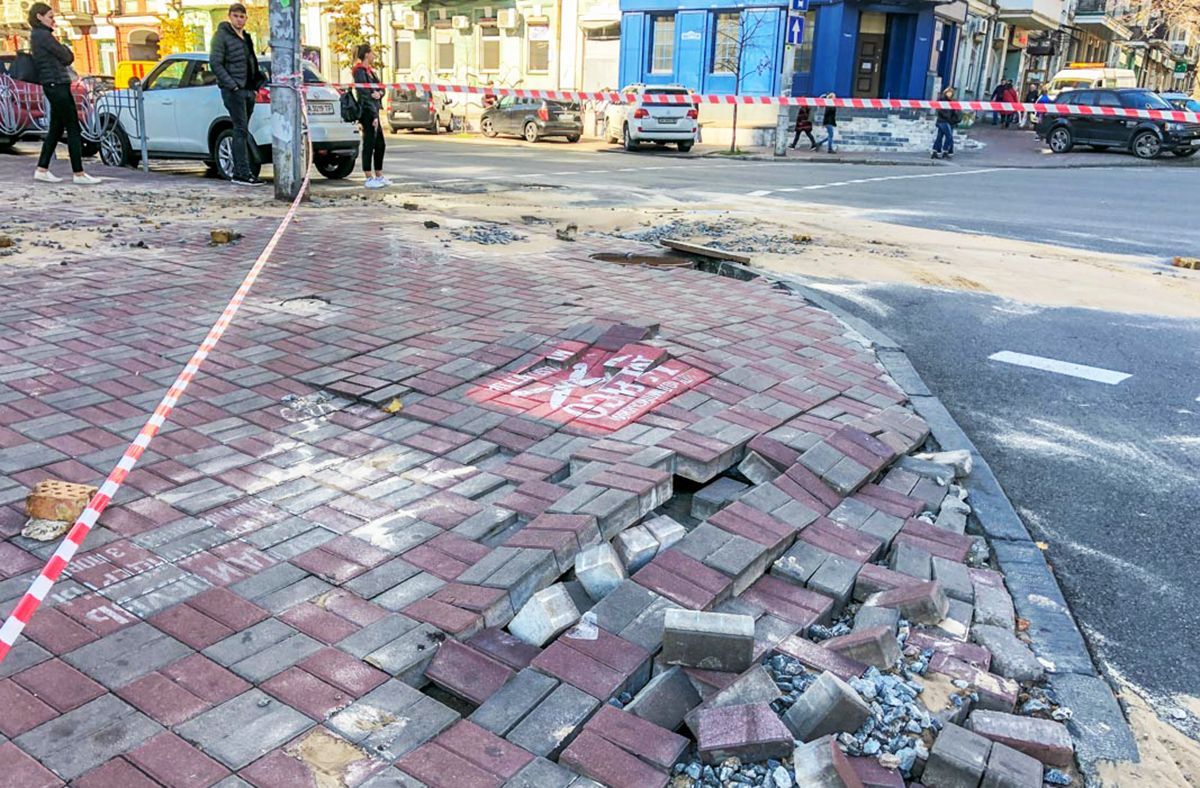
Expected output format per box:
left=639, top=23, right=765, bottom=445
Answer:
left=786, top=15, right=805, bottom=45
left=790, top=0, right=809, bottom=12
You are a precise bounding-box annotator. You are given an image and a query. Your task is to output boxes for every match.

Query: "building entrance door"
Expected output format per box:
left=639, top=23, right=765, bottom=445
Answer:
left=854, top=12, right=887, bottom=97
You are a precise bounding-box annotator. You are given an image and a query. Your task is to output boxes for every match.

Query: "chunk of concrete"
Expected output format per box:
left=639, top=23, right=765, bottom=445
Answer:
left=574, top=543, right=627, bottom=602
left=508, top=584, right=581, bottom=647
left=662, top=609, right=755, bottom=673
left=783, top=671, right=872, bottom=743
left=970, top=625, right=1044, bottom=683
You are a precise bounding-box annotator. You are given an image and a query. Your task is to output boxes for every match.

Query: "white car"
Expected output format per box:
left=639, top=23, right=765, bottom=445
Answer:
left=97, top=53, right=359, bottom=180
left=604, top=84, right=697, bottom=152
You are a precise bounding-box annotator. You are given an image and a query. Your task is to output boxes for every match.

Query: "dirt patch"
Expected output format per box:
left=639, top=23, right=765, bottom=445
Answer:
left=285, top=729, right=377, bottom=788
left=917, top=671, right=970, bottom=715
left=1097, top=681, right=1200, bottom=787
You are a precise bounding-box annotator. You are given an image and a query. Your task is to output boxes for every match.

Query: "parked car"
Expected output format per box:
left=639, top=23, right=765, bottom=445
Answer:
left=387, top=88, right=453, bottom=134
left=1160, top=92, right=1200, bottom=114
left=604, top=84, right=697, bottom=152
left=0, top=52, right=104, bottom=154
left=1044, top=65, right=1136, bottom=99
left=95, top=53, right=360, bottom=179
left=1035, top=88, right=1200, bottom=159
left=480, top=96, right=582, bottom=143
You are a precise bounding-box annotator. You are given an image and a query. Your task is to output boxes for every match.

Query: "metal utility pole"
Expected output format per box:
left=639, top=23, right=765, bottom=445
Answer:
left=773, top=5, right=805, bottom=157
left=270, top=0, right=304, bottom=201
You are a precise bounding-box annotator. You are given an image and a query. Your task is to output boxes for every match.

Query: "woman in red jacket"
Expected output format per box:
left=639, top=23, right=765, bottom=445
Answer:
left=1000, top=82, right=1020, bottom=128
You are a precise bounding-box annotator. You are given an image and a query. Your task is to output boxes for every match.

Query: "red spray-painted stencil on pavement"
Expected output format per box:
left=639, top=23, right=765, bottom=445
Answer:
left=469, top=340, right=709, bottom=432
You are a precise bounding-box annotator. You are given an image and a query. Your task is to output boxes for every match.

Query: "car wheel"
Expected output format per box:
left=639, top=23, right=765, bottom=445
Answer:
left=1048, top=126, right=1073, bottom=154
left=524, top=121, right=540, bottom=143
left=214, top=128, right=262, bottom=180
left=565, top=134, right=580, bottom=143
left=481, top=117, right=497, bottom=138
left=390, top=126, right=400, bottom=134
left=623, top=124, right=637, bottom=152
left=315, top=155, right=356, bottom=180
left=677, top=141, right=693, bottom=152
left=1173, top=147, right=1198, bottom=158
left=1131, top=130, right=1161, bottom=159
left=428, top=118, right=440, bottom=135
left=99, top=123, right=132, bottom=168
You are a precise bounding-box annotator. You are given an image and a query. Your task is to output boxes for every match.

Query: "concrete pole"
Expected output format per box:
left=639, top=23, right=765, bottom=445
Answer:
left=270, top=0, right=304, bottom=202
left=773, top=38, right=796, bottom=156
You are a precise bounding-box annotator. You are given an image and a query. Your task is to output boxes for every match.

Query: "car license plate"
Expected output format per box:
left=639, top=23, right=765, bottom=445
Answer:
left=308, top=102, right=334, bottom=115
left=393, top=111, right=412, bottom=119
left=558, top=113, right=575, bottom=121
left=658, top=117, right=678, bottom=124
left=1191, top=138, right=1200, bottom=146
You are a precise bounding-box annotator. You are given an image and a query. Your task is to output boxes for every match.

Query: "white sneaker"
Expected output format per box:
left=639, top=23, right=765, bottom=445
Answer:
left=376, top=176, right=392, bottom=186
left=73, top=173, right=102, bottom=185
left=364, top=177, right=384, bottom=190
left=34, top=169, right=62, bottom=183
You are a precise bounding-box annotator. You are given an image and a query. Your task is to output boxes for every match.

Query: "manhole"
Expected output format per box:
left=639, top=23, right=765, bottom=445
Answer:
left=590, top=252, right=695, bottom=269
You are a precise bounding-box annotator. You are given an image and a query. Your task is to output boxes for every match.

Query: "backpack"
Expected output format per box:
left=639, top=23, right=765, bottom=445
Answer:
left=340, top=89, right=361, bottom=123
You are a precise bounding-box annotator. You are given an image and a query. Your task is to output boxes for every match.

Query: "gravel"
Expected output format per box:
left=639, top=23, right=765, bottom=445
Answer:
left=619, top=219, right=814, bottom=255
left=450, top=225, right=526, bottom=244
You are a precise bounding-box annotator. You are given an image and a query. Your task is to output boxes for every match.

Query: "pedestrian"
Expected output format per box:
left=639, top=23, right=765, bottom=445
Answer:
left=210, top=2, right=265, bottom=186
left=1000, top=81, right=1019, bottom=128
left=29, top=3, right=100, bottom=184
left=990, top=81, right=1005, bottom=125
left=1021, top=82, right=1039, bottom=127
left=352, top=44, right=387, bottom=189
left=790, top=104, right=815, bottom=150
left=931, top=87, right=960, bottom=159
left=814, top=94, right=838, bottom=153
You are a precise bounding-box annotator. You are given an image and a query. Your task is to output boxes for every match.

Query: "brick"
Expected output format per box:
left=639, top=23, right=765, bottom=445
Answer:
left=823, top=627, right=901, bottom=671
left=396, top=742, right=503, bottom=788
left=532, top=641, right=627, bottom=701
left=63, top=623, right=191, bottom=690
left=612, top=526, right=660, bottom=573
left=73, top=758, right=160, bottom=788
left=14, top=695, right=164, bottom=781
left=792, top=735, right=863, bottom=788
left=923, top=723, right=992, bottom=788
left=966, top=710, right=1074, bottom=767
left=928, top=653, right=1018, bottom=712
left=435, top=719, right=534, bottom=780
left=327, top=681, right=459, bottom=761
left=560, top=730, right=668, bottom=788
left=506, top=683, right=600, bottom=758
left=470, top=668, right=560, bottom=737
left=907, top=630, right=991, bottom=670
left=203, top=619, right=323, bottom=683
left=691, top=477, right=749, bottom=520
left=971, top=571, right=1017, bottom=630
left=684, top=665, right=781, bottom=736
left=26, top=479, right=97, bottom=522
left=0, top=680, right=57, bottom=738
left=11, top=658, right=106, bottom=713
left=863, top=581, right=948, bottom=625
left=426, top=640, right=514, bottom=705
left=697, top=702, right=792, bottom=764
left=774, top=635, right=867, bottom=682
left=853, top=605, right=899, bottom=635
left=362, top=622, right=446, bottom=686
left=402, top=598, right=482, bottom=639
left=642, top=515, right=686, bottom=553
left=508, top=584, right=580, bottom=646
left=466, top=627, right=540, bottom=670
left=742, top=574, right=833, bottom=631
left=575, top=543, right=627, bottom=601
left=586, top=704, right=688, bottom=770
left=853, top=563, right=922, bottom=602
left=114, top=671, right=211, bottom=726
left=297, top=647, right=388, bottom=697
left=126, top=731, right=230, bottom=787
left=160, top=654, right=250, bottom=705
left=970, top=625, right=1044, bottom=683
left=662, top=609, right=755, bottom=673
left=847, top=756, right=904, bottom=787
left=889, top=541, right=932, bottom=580
left=981, top=741, right=1044, bottom=788
left=176, top=689, right=313, bottom=770
left=783, top=670, right=872, bottom=742
left=625, top=665, right=701, bottom=732
left=932, top=556, right=974, bottom=604
left=261, top=666, right=353, bottom=720
left=0, top=741, right=63, bottom=788
left=505, top=757, right=578, bottom=788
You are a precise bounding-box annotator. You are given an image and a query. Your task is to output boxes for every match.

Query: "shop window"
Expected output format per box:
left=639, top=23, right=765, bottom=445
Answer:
left=528, top=24, right=550, bottom=72
left=651, top=14, right=675, bottom=73
left=712, top=12, right=740, bottom=74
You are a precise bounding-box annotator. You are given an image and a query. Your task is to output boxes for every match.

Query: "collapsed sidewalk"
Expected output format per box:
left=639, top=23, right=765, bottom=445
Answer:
left=0, top=193, right=1097, bottom=787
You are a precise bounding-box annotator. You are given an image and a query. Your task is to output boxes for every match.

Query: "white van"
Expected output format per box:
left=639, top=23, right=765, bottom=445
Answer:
left=1045, top=66, right=1136, bottom=99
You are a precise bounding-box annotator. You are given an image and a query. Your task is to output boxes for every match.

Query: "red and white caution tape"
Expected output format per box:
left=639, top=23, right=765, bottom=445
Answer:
left=336, top=80, right=1200, bottom=123
left=0, top=120, right=312, bottom=665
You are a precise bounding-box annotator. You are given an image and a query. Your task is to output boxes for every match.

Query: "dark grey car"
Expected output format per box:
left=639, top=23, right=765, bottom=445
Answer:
left=480, top=97, right=582, bottom=143
left=388, top=89, right=453, bottom=134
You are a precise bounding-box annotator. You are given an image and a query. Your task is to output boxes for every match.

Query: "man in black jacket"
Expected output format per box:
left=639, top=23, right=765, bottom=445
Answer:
left=210, top=3, right=264, bottom=185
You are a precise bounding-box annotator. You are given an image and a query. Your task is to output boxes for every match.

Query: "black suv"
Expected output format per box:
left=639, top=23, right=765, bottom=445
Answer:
left=1035, top=88, right=1200, bottom=159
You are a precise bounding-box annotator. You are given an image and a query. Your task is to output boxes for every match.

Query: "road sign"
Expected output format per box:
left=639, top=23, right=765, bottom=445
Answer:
left=786, top=15, right=805, bottom=45
left=791, top=0, right=809, bottom=11
left=1175, top=61, right=1188, bottom=74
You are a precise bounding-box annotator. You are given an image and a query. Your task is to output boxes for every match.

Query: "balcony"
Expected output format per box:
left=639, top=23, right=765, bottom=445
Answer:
left=1073, top=0, right=1132, bottom=41
left=995, top=0, right=1065, bottom=31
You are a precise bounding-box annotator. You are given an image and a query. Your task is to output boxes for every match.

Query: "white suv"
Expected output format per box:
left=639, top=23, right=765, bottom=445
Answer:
left=605, top=84, right=697, bottom=152
left=96, top=53, right=360, bottom=180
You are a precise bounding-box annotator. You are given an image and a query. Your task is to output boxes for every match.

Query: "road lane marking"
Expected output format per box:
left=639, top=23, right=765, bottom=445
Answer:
left=988, top=351, right=1132, bottom=385
left=766, top=168, right=1004, bottom=195
left=747, top=189, right=773, bottom=197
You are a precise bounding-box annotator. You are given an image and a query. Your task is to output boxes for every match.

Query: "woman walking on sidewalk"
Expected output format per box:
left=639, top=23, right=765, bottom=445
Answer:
left=814, top=94, right=838, bottom=153
left=931, top=87, right=960, bottom=159
left=790, top=105, right=815, bottom=150
left=29, top=3, right=100, bottom=185
left=352, top=44, right=388, bottom=189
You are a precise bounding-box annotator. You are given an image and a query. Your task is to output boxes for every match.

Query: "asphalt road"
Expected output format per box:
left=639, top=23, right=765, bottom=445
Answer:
left=371, top=136, right=1200, bottom=259
left=808, top=282, right=1200, bottom=701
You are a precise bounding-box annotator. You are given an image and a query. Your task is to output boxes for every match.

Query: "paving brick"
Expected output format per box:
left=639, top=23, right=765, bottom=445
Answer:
left=402, top=597, right=483, bottom=639
left=260, top=665, right=355, bottom=720
left=63, top=623, right=191, bottom=690
left=560, top=730, right=669, bottom=788
left=429, top=720, right=534, bottom=781
left=504, top=757, right=578, bottom=788
left=148, top=603, right=234, bottom=650
left=470, top=668, right=560, bottom=737
left=160, top=653, right=251, bottom=705
left=923, top=723, right=992, bottom=788
left=907, top=629, right=992, bottom=670
left=792, top=735, right=863, bottom=788
left=508, top=584, right=580, bottom=647
left=741, top=574, right=834, bottom=631
left=773, top=635, right=867, bottom=682
left=928, top=653, right=1018, bottom=712
left=425, top=639, right=514, bottom=705
left=847, top=755, right=904, bottom=787
left=506, top=683, right=600, bottom=758
left=696, top=702, right=792, bottom=764
left=126, top=731, right=230, bottom=787
left=14, top=695, right=164, bottom=781
left=0, top=679, right=57, bottom=738
left=585, top=704, right=688, bottom=770
left=966, top=710, right=1073, bottom=767
left=466, top=627, right=540, bottom=670
left=624, top=665, right=702, bottom=732
left=863, top=581, right=949, bottom=625
left=328, top=680, right=459, bottom=761
left=176, top=689, right=313, bottom=770
left=73, top=757, right=159, bottom=788
left=362, top=621, right=446, bottom=686
left=684, top=665, right=781, bottom=736
left=0, top=741, right=64, bottom=788
left=783, top=671, right=872, bottom=742
left=203, top=619, right=323, bottom=683
left=970, top=625, right=1044, bottom=683
left=297, top=646, right=388, bottom=697
left=662, top=609, right=755, bottom=673
left=11, top=658, right=104, bottom=718
left=574, top=543, right=627, bottom=601
left=980, top=741, right=1044, bottom=788
left=823, top=627, right=902, bottom=670
left=853, top=563, right=922, bottom=602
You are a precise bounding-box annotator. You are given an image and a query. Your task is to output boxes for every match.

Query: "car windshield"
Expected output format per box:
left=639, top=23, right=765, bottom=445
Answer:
left=645, top=88, right=690, bottom=95
left=1119, top=91, right=1172, bottom=110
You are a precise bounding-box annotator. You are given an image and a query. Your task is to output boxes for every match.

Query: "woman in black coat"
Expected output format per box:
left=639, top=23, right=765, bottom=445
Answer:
left=790, top=106, right=815, bottom=150
left=29, top=2, right=99, bottom=184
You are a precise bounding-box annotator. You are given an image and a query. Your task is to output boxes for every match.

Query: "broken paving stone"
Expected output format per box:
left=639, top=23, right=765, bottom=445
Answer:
left=980, top=741, right=1044, bottom=788
left=613, top=526, right=660, bottom=573
left=209, top=228, right=242, bottom=244
left=508, top=584, right=580, bottom=647
left=575, top=543, right=627, bottom=601
left=783, top=670, right=872, bottom=743
left=697, top=702, right=793, bottom=764
left=823, top=626, right=901, bottom=670
left=643, top=515, right=686, bottom=552
left=26, top=479, right=97, bottom=522
left=691, top=476, right=749, bottom=520
left=625, top=665, right=701, bottom=731
left=969, top=625, right=1044, bottom=683
left=21, top=517, right=71, bottom=541
left=662, top=609, right=755, bottom=673
left=793, top=735, right=862, bottom=788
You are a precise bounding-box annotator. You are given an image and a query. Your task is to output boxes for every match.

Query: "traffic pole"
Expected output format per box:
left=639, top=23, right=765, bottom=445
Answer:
left=269, top=0, right=303, bottom=202
left=773, top=11, right=801, bottom=157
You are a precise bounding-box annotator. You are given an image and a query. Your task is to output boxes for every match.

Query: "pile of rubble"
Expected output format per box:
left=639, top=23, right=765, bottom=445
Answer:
left=450, top=225, right=527, bottom=245
left=620, top=219, right=813, bottom=255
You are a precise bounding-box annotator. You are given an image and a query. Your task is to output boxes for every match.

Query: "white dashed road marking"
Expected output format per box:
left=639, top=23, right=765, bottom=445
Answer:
left=989, top=351, right=1132, bottom=385
left=743, top=168, right=1004, bottom=197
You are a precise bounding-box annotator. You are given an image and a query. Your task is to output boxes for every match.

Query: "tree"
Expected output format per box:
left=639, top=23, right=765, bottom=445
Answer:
left=324, top=0, right=381, bottom=71
left=711, top=10, right=774, bottom=152
left=156, top=0, right=201, bottom=56
left=1120, top=0, right=1200, bottom=38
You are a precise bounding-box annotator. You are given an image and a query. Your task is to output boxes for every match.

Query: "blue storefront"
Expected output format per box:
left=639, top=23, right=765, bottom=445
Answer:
left=619, top=0, right=959, bottom=99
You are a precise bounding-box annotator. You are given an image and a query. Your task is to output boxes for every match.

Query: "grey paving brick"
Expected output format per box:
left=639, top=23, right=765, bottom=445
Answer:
left=506, top=683, right=600, bottom=758
left=352, top=517, right=442, bottom=554
left=470, top=668, right=560, bottom=736
left=345, top=558, right=422, bottom=599
left=364, top=622, right=446, bottom=685
left=203, top=619, right=295, bottom=665
left=258, top=575, right=335, bottom=614
left=506, top=757, right=578, bottom=788
left=0, top=640, right=50, bottom=679
left=229, top=562, right=309, bottom=602
left=451, top=505, right=517, bottom=541
left=64, top=622, right=191, bottom=689
left=267, top=526, right=337, bottom=560
left=15, top=695, right=163, bottom=780
left=329, top=680, right=459, bottom=760
left=338, top=614, right=421, bottom=659
left=133, top=516, right=212, bottom=551
left=176, top=689, right=313, bottom=770
left=374, top=572, right=446, bottom=612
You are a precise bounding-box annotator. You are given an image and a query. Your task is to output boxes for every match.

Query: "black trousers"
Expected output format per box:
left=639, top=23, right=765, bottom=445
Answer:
left=220, top=88, right=255, bottom=179
left=360, top=110, right=385, bottom=172
left=791, top=128, right=816, bottom=148
left=37, top=83, right=84, bottom=173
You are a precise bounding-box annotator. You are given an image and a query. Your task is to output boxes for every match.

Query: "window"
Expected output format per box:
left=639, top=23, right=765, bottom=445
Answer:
left=435, top=29, right=455, bottom=72
left=145, top=59, right=187, bottom=90
left=651, top=15, right=675, bottom=74
left=527, top=24, right=550, bottom=73
left=712, top=12, right=739, bottom=74
left=1094, top=91, right=1121, bottom=107
left=187, top=62, right=219, bottom=87
left=394, top=38, right=412, bottom=72
left=1119, top=90, right=1171, bottom=110
left=480, top=24, right=500, bottom=72
left=792, top=10, right=816, bottom=73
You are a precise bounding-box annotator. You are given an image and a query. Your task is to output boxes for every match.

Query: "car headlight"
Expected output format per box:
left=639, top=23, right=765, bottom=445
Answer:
left=1164, top=121, right=1185, bottom=132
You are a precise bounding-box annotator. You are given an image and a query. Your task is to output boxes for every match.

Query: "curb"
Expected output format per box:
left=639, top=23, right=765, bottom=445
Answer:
left=777, top=276, right=1140, bottom=784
